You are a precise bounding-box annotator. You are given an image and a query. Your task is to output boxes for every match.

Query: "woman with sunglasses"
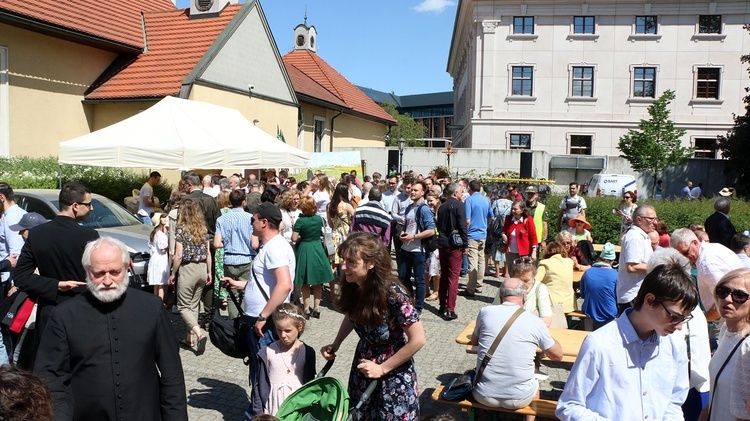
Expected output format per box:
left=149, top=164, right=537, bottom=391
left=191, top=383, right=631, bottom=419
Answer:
left=500, top=200, right=538, bottom=277
left=614, top=192, right=638, bottom=243
left=702, top=269, right=750, bottom=421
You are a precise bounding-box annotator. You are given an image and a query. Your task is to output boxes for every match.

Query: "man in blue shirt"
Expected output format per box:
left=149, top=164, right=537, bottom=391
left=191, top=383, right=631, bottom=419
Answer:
left=557, top=258, right=699, bottom=420
left=460, top=180, right=493, bottom=297
left=579, top=242, right=618, bottom=329
left=214, top=189, right=257, bottom=319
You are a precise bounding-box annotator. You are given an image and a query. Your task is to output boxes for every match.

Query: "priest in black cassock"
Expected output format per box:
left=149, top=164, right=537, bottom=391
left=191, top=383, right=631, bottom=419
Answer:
left=34, top=236, right=187, bottom=421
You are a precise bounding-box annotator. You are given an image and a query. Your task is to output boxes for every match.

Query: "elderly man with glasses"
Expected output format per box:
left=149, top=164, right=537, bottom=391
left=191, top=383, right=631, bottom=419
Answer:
left=615, top=204, right=657, bottom=314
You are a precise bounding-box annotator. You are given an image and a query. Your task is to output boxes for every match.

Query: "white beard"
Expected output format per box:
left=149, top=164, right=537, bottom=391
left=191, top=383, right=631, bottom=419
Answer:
left=87, top=277, right=130, bottom=303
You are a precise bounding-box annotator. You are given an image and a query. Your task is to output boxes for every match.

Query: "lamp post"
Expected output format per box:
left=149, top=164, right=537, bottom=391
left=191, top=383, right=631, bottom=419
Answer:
left=398, top=137, right=405, bottom=174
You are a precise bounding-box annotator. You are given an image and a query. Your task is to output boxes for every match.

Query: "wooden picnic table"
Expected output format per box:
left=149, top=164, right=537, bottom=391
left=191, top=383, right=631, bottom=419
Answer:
left=593, top=243, right=621, bottom=253
left=456, top=320, right=590, bottom=362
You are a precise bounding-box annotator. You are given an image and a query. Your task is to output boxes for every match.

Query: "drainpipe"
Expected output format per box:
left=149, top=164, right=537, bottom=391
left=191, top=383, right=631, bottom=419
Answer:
left=329, top=110, right=343, bottom=152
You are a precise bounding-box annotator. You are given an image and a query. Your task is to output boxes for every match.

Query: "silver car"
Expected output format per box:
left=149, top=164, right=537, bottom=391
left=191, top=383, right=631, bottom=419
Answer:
left=14, top=189, right=153, bottom=288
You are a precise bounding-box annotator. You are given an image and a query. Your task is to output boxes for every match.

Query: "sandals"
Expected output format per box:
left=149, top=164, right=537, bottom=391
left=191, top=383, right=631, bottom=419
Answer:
left=179, top=338, right=193, bottom=348
left=196, top=336, right=208, bottom=355
left=426, top=292, right=439, bottom=301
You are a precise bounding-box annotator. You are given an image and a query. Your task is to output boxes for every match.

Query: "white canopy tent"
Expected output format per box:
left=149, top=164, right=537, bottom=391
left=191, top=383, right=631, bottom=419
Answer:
left=59, top=96, right=310, bottom=170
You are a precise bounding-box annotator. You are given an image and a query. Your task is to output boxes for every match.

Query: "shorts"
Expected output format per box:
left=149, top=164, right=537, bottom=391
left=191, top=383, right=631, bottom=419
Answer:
left=472, top=380, right=538, bottom=409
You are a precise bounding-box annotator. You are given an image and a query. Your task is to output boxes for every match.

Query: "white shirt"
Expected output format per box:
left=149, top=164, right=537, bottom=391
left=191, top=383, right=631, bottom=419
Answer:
left=696, top=242, right=744, bottom=311
left=312, top=190, right=331, bottom=222
left=674, top=308, right=710, bottom=392
left=556, top=309, right=689, bottom=421
left=0, top=204, right=26, bottom=283
left=243, top=234, right=294, bottom=316
left=708, top=326, right=750, bottom=420
left=616, top=225, right=653, bottom=303
left=138, top=182, right=155, bottom=217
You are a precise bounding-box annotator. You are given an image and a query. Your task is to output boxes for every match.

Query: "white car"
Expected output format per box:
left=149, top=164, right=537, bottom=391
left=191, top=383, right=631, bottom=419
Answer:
left=586, top=174, right=637, bottom=197
left=14, top=189, right=153, bottom=289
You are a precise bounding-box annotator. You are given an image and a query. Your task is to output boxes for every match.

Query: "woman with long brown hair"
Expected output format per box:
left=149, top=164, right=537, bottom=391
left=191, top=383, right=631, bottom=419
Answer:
left=169, top=199, right=211, bottom=354
left=321, top=232, right=426, bottom=420
left=327, top=183, right=355, bottom=269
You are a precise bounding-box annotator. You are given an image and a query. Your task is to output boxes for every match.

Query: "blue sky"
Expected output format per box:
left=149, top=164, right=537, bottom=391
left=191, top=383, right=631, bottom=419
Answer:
left=175, top=0, right=457, bottom=95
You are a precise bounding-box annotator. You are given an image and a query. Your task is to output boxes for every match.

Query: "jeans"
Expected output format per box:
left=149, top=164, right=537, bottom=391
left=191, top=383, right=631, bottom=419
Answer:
left=461, top=254, right=468, bottom=274
left=439, top=247, right=463, bottom=312
left=466, top=239, right=486, bottom=293
left=140, top=214, right=153, bottom=225
left=398, top=250, right=426, bottom=311
left=242, top=315, right=277, bottom=388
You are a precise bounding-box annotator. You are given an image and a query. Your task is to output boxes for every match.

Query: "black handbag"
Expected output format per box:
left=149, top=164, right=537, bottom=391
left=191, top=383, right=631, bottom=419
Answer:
left=447, top=201, right=464, bottom=248
left=440, top=308, right=525, bottom=401
left=208, top=288, right=251, bottom=363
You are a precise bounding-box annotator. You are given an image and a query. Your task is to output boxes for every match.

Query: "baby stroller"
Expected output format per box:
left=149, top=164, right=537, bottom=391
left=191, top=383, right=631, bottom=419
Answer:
left=274, top=360, right=377, bottom=421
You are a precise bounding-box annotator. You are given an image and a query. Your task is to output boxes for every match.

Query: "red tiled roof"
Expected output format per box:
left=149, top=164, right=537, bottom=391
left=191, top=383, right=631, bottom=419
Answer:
left=86, top=5, right=242, bottom=100
left=0, top=0, right=175, bottom=49
left=284, top=63, right=348, bottom=109
left=283, top=50, right=397, bottom=124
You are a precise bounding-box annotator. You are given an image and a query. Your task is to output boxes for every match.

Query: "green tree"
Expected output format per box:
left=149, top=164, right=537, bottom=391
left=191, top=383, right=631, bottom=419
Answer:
left=617, top=89, right=693, bottom=192
left=718, top=24, right=750, bottom=197
left=380, top=102, right=426, bottom=147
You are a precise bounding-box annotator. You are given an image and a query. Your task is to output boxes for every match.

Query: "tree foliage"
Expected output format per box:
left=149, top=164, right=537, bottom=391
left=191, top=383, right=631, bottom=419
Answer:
left=617, top=89, right=693, bottom=188
left=380, top=102, right=426, bottom=147
left=718, top=24, right=750, bottom=197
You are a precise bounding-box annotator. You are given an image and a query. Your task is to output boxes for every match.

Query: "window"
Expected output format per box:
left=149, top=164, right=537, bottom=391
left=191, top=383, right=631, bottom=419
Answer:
left=696, top=68, right=720, bottom=99
left=693, top=138, right=717, bottom=158
left=513, top=17, right=534, bottom=34
left=510, top=134, right=531, bottom=149
left=574, top=16, right=595, bottom=34
left=633, top=67, right=656, bottom=98
left=512, top=66, right=534, bottom=96
left=313, top=117, right=325, bottom=152
left=635, top=16, right=657, bottom=34
left=699, top=15, right=721, bottom=34
left=570, top=135, right=592, bottom=155
left=571, top=66, right=594, bottom=97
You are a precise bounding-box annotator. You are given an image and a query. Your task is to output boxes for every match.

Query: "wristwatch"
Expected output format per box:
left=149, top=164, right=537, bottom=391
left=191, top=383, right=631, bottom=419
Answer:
left=257, top=314, right=266, bottom=322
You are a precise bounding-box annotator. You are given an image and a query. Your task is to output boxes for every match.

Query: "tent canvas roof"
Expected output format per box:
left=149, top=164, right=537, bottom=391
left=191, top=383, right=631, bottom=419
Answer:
left=59, top=96, right=310, bottom=170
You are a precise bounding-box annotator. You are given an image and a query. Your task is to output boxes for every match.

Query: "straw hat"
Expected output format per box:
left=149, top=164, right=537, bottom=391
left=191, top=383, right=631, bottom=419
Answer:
left=719, top=187, right=732, bottom=197
left=151, top=212, right=167, bottom=226
left=568, top=215, right=591, bottom=230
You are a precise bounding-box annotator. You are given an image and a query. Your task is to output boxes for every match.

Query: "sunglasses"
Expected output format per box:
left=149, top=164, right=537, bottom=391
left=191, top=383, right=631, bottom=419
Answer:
left=716, top=285, right=750, bottom=304
left=657, top=300, right=694, bottom=325
left=75, top=201, right=93, bottom=209
left=514, top=257, right=533, bottom=265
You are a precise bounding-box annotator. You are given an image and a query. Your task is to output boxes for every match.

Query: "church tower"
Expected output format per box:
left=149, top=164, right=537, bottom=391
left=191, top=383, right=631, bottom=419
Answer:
left=293, top=14, right=317, bottom=53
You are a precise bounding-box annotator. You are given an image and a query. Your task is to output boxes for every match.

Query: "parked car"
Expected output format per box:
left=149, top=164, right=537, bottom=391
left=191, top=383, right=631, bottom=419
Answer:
left=14, top=189, right=153, bottom=289
left=586, top=174, right=637, bottom=197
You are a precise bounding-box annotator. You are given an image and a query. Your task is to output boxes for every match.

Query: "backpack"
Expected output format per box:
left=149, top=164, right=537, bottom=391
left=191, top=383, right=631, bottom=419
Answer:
left=577, top=240, right=596, bottom=266
left=414, top=203, right=438, bottom=253
left=489, top=216, right=504, bottom=239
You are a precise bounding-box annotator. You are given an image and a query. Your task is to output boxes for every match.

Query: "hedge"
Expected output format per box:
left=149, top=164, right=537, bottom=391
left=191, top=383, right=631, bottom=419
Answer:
left=0, top=156, right=173, bottom=205
left=545, top=195, right=750, bottom=245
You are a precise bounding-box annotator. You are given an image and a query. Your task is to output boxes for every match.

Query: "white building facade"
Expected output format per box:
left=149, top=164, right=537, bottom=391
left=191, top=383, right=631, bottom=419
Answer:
left=447, top=0, right=750, bottom=162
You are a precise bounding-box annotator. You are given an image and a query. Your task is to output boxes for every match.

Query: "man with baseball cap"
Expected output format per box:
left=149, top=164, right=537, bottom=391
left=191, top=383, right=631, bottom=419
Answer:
left=525, top=186, right=548, bottom=255
left=9, top=212, right=47, bottom=241
left=224, top=202, right=294, bottom=416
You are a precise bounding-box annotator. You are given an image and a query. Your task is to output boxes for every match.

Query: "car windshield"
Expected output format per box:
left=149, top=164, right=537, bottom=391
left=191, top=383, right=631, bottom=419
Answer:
left=52, top=196, right=142, bottom=229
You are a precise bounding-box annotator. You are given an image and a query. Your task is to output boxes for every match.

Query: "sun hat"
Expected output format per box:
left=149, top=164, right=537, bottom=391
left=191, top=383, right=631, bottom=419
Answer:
left=151, top=212, right=167, bottom=226
left=719, top=187, right=732, bottom=197
left=599, top=242, right=616, bottom=261
left=9, top=212, right=47, bottom=232
left=568, top=215, right=591, bottom=230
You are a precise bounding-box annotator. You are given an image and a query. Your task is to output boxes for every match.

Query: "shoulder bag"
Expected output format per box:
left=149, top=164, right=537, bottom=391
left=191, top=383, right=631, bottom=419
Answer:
left=440, top=307, right=525, bottom=401
left=448, top=201, right=464, bottom=248
left=707, top=334, right=749, bottom=420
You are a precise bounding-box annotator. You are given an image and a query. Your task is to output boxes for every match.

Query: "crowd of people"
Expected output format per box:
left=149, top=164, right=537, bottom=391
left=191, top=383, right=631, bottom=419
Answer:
left=1, top=168, right=750, bottom=421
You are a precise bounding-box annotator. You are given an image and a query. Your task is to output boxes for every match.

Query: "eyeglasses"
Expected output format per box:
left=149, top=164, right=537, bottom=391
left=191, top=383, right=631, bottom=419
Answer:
left=624, top=195, right=632, bottom=199
left=75, top=201, right=93, bottom=209
left=715, top=285, right=750, bottom=304
left=514, top=257, right=533, bottom=265
left=640, top=216, right=657, bottom=223
left=575, top=221, right=585, bottom=224
left=657, top=300, right=694, bottom=325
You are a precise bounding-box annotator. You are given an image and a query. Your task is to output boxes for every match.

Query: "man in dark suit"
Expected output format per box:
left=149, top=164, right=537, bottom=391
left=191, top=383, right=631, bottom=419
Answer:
left=14, top=182, right=99, bottom=369
left=35, top=237, right=187, bottom=421
left=705, top=195, right=736, bottom=249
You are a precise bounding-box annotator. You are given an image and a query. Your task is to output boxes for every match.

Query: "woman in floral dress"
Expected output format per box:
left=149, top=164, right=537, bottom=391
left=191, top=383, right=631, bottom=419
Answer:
left=321, top=232, right=426, bottom=421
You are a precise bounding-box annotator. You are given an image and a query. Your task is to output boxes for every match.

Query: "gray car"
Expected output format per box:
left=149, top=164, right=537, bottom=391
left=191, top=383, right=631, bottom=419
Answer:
left=14, top=189, right=154, bottom=288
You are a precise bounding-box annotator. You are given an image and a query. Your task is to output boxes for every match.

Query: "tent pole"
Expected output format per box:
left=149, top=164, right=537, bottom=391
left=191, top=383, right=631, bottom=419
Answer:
left=58, top=164, right=63, bottom=189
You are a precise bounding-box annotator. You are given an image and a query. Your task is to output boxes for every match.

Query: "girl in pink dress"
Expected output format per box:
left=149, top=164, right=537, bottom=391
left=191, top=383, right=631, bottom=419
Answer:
left=250, top=304, right=317, bottom=417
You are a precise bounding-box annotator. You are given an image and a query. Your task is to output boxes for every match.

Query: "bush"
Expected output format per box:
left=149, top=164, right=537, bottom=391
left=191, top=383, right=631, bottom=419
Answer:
left=0, top=156, right=173, bottom=205
left=544, top=195, right=750, bottom=245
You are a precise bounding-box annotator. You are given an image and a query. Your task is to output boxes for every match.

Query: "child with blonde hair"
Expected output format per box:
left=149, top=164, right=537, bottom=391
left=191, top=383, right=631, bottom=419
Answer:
left=250, top=304, right=317, bottom=417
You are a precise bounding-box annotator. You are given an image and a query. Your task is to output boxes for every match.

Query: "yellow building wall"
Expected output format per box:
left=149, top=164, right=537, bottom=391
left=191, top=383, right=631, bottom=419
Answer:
left=3, top=23, right=119, bottom=157
left=299, top=103, right=388, bottom=152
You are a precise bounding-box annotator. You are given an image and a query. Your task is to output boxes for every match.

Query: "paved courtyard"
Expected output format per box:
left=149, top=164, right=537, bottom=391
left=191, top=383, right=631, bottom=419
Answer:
left=173, top=266, right=571, bottom=420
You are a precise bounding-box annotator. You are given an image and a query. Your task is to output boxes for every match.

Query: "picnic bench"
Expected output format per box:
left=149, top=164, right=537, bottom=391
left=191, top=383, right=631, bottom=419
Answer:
left=432, top=385, right=559, bottom=420
left=456, top=321, right=590, bottom=362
